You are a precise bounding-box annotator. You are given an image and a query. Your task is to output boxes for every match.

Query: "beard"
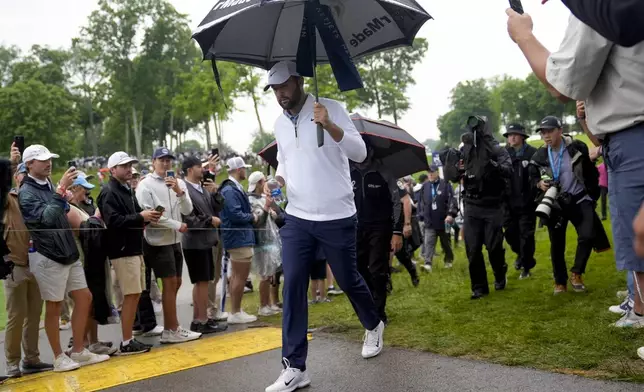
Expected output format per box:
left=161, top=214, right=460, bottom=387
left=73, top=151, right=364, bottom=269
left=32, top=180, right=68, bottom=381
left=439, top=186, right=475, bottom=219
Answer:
left=278, top=87, right=302, bottom=111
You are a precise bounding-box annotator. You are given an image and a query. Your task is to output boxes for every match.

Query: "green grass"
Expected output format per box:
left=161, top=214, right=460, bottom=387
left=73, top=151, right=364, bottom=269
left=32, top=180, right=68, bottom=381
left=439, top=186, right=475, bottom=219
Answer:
left=248, top=214, right=644, bottom=383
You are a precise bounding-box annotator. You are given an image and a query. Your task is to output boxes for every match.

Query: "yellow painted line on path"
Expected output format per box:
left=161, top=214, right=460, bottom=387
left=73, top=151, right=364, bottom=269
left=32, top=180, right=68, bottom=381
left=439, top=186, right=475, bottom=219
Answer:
left=2, top=327, right=304, bottom=392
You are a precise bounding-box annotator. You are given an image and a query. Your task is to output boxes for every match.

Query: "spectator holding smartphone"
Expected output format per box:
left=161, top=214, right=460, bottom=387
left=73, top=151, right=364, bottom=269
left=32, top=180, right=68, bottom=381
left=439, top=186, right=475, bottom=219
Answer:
left=20, top=145, right=110, bottom=372
left=136, top=147, right=199, bottom=344
left=98, top=152, right=162, bottom=355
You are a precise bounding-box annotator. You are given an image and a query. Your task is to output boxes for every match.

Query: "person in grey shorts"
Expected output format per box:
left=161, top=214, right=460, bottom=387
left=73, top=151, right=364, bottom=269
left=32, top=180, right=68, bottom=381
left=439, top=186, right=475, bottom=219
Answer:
left=19, top=145, right=110, bottom=372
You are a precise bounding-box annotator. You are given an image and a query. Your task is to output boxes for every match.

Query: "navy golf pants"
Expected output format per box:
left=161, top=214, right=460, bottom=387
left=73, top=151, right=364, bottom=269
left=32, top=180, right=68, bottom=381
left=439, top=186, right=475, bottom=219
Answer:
left=280, top=214, right=380, bottom=370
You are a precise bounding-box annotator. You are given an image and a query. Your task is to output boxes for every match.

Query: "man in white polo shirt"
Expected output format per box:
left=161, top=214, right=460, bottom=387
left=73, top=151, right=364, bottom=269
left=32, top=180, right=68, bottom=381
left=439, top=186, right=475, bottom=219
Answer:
left=263, top=61, right=384, bottom=392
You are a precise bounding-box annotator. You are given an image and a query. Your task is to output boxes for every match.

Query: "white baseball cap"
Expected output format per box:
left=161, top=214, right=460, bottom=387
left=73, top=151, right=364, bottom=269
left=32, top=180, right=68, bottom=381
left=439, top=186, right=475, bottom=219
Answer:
left=22, top=145, right=59, bottom=163
left=108, top=151, right=139, bottom=169
left=248, top=171, right=266, bottom=193
left=226, top=156, right=251, bottom=171
left=264, top=61, right=301, bottom=91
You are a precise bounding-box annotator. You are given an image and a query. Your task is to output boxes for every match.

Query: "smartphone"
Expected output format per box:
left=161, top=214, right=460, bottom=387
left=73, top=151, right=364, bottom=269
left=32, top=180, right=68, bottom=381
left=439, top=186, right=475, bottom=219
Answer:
left=166, top=170, right=175, bottom=178
left=211, top=148, right=219, bottom=157
left=203, top=171, right=216, bottom=183
left=509, top=0, right=524, bottom=14
left=154, top=205, right=165, bottom=213
left=67, top=160, right=76, bottom=168
left=13, top=136, right=25, bottom=155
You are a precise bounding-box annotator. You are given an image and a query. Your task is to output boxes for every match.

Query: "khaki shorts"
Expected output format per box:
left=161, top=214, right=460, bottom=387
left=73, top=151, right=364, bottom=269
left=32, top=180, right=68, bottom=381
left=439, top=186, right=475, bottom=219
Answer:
left=228, top=247, right=254, bottom=261
left=30, top=253, right=87, bottom=302
left=111, top=255, right=144, bottom=296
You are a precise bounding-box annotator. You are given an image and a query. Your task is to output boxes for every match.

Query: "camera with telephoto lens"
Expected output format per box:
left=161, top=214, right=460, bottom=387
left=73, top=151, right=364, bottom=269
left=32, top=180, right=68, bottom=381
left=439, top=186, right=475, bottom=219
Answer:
left=535, top=182, right=559, bottom=220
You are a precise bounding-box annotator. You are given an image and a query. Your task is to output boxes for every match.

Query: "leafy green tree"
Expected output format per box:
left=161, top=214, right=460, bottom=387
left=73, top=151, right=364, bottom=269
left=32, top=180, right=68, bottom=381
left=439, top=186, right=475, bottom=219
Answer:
left=250, top=130, right=275, bottom=154
left=0, top=79, right=79, bottom=159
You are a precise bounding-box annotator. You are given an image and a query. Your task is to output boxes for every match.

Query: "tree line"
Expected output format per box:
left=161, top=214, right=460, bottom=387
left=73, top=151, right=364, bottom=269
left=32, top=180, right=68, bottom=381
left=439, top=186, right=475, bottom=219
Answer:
left=0, top=0, right=428, bottom=160
left=436, top=74, right=577, bottom=148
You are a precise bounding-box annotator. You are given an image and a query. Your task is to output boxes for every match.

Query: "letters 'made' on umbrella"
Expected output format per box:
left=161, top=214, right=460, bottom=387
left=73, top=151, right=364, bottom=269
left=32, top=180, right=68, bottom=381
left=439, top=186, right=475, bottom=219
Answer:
left=192, top=0, right=432, bottom=147
left=258, top=113, right=429, bottom=179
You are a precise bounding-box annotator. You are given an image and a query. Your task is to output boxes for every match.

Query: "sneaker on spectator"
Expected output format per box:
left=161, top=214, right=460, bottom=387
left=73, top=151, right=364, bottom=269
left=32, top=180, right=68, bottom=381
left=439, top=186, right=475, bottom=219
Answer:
left=553, top=284, right=567, bottom=295
left=211, top=309, right=229, bottom=321
left=160, top=327, right=202, bottom=344
left=269, top=304, right=282, bottom=312
left=6, top=364, right=21, bottom=378
left=89, top=342, right=118, bottom=356
left=59, top=319, right=71, bottom=331
left=265, top=358, right=311, bottom=392
left=70, top=348, right=110, bottom=367
left=570, top=273, right=586, bottom=292
left=21, top=361, right=53, bottom=375
left=422, top=264, right=432, bottom=272
left=117, top=339, right=152, bottom=356
left=142, top=325, right=164, bottom=337
left=613, top=311, right=644, bottom=328
left=319, top=297, right=331, bottom=303
left=445, top=262, right=453, bottom=269
left=609, top=298, right=634, bottom=315
left=206, top=319, right=229, bottom=332
left=259, top=306, right=279, bottom=316
left=228, top=311, right=257, bottom=324
left=519, top=270, right=532, bottom=280
left=53, top=354, right=80, bottom=373
left=191, top=321, right=227, bottom=334
left=327, top=286, right=343, bottom=296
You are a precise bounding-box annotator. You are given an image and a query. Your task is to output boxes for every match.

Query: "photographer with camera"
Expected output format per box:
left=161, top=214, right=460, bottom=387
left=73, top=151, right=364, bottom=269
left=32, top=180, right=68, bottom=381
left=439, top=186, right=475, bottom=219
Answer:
left=458, top=116, right=513, bottom=300
left=529, top=116, right=606, bottom=294
left=502, top=124, right=538, bottom=279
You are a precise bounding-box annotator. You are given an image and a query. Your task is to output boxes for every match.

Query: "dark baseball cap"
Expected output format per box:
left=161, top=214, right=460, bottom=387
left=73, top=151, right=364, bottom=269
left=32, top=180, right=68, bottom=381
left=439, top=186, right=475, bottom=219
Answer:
left=152, top=147, right=175, bottom=160
left=181, top=156, right=203, bottom=173
left=536, top=116, right=563, bottom=132
left=428, top=164, right=439, bottom=172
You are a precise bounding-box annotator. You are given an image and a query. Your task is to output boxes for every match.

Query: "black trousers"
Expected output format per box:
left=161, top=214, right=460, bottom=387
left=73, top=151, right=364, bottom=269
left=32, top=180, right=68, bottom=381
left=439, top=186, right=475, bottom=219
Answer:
left=600, top=186, right=608, bottom=218
left=464, top=204, right=508, bottom=294
left=547, top=200, right=595, bottom=285
left=394, top=240, right=418, bottom=280
left=134, top=261, right=157, bottom=333
left=357, top=227, right=392, bottom=323
left=503, top=209, right=537, bottom=272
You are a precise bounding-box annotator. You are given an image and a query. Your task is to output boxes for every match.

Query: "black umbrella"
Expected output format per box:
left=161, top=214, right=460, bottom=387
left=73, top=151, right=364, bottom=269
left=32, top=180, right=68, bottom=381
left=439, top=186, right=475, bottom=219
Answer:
left=192, top=0, right=432, bottom=147
left=258, top=113, right=429, bottom=179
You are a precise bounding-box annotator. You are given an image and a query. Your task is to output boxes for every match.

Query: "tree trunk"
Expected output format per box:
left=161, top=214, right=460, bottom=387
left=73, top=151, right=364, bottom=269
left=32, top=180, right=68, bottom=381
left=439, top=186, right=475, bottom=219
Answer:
left=168, top=111, right=174, bottom=147
left=393, top=98, right=398, bottom=125
left=252, top=92, right=264, bottom=133
left=131, top=105, right=143, bottom=157
left=205, top=120, right=212, bottom=150
left=125, top=118, right=130, bottom=153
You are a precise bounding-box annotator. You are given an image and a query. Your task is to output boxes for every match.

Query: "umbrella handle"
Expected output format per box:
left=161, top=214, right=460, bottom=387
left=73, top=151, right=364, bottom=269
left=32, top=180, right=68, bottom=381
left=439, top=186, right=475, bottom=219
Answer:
left=317, top=124, right=324, bottom=147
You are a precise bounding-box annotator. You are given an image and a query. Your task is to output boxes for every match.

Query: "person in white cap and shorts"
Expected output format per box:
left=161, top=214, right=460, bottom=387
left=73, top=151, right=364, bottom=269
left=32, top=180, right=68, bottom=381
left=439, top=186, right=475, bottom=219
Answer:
left=19, top=145, right=110, bottom=372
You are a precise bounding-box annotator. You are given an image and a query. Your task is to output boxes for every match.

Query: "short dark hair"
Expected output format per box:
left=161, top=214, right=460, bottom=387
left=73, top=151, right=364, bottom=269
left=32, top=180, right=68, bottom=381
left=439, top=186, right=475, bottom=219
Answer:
left=418, top=174, right=428, bottom=183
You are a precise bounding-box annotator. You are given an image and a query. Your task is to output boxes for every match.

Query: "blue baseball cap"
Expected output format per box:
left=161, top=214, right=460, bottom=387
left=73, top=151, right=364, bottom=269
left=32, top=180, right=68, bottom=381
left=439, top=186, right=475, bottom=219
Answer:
left=72, top=176, right=95, bottom=190
left=16, top=163, right=27, bottom=174
left=152, top=147, right=175, bottom=160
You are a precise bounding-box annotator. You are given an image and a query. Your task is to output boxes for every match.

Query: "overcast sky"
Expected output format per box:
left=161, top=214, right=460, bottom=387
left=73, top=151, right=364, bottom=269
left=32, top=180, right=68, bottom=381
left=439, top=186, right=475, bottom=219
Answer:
left=0, top=0, right=572, bottom=153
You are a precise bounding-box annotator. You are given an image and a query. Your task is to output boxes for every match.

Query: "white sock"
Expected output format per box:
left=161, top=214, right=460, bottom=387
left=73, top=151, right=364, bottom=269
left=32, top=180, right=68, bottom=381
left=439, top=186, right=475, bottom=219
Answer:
left=122, top=339, right=132, bottom=346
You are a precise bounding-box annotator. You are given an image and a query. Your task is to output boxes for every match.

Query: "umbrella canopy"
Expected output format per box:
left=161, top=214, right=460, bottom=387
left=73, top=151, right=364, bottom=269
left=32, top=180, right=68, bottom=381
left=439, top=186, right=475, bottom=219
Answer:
left=258, top=113, right=429, bottom=178
left=192, top=0, right=432, bottom=70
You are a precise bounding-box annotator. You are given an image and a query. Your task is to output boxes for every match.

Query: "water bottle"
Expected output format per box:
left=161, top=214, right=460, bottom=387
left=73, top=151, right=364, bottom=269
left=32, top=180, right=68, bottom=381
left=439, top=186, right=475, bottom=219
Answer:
left=267, top=178, right=284, bottom=204
left=28, top=239, right=36, bottom=254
